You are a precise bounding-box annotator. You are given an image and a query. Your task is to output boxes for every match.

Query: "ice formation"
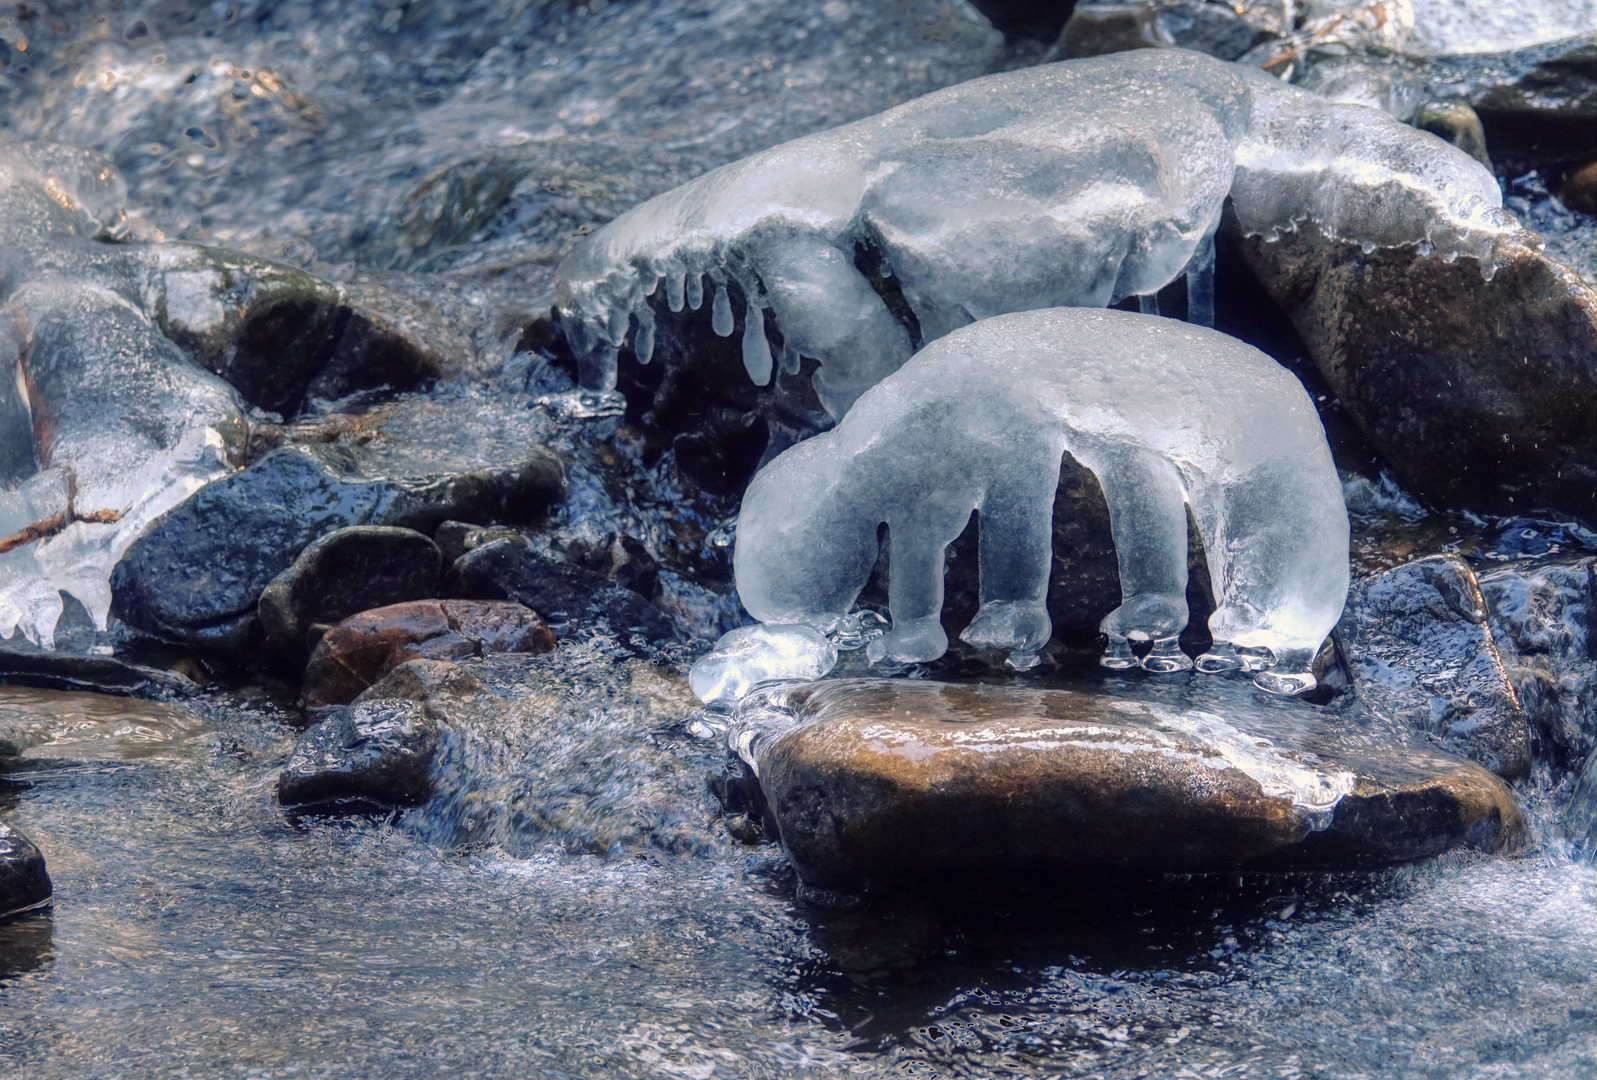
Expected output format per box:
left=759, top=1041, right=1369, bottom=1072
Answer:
left=692, top=308, right=1349, bottom=699
left=556, top=48, right=1517, bottom=419
left=0, top=143, right=246, bottom=647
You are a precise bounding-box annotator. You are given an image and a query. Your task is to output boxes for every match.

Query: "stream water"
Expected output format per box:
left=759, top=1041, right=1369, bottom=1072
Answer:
left=0, top=1, right=1593, bottom=1077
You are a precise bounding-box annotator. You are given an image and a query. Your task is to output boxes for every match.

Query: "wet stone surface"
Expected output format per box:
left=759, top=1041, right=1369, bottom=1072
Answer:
left=302, top=599, right=554, bottom=708
left=1335, top=554, right=1532, bottom=779
left=731, top=676, right=1525, bottom=904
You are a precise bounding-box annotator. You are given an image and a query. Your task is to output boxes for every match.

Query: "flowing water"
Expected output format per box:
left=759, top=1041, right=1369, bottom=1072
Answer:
left=0, top=1, right=1593, bottom=1077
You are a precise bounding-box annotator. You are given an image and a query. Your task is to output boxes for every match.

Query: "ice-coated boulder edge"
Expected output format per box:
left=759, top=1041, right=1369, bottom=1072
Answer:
left=725, top=677, right=1526, bottom=903
left=693, top=308, right=1349, bottom=700
left=0, top=141, right=441, bottom=650
left=555, top=48, right=1516, bottom=418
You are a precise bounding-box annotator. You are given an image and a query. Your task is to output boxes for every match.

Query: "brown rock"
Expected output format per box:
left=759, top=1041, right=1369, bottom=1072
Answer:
left=733, top=678, right=1523, bottom=904
left=355, top=658, right=486, bottom=705
left=303, top=599, right=553, bottom=707
left=1231, top=217, right=1597, bottom=520
left=1563, top=159, right=1597, bottom=217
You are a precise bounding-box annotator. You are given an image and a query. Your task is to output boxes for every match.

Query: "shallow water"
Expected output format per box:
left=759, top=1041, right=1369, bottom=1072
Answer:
left=0, top=1, right=1593, bottom=1076
left=0, top=670, right=1591, bottom=1079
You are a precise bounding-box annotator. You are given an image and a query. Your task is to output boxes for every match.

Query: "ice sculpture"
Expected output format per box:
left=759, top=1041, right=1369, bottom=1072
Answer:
left=0, top=143, right=247, bottom=646
left=556, top=48, right=1516, bottom=419
left=693, top=308, right=1349, bottom=698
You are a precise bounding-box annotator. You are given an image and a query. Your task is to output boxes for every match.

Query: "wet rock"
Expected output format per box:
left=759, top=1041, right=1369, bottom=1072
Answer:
left=968, top=0, right=1080, bottom=43
left=1563, top=159, right=1597, bottom=217
left=0, top=820, right=51, bottom=918
left=149, top=245, right=443, bottom=415
left=1056, top=3, right=1169, bottom=58
left=278, top=698, right=441, bottom=808
left=445, top=536, right=677, bottom=647
left=0, top=594, right=202, bottom=698
left=1335, top=555, right=1531, bottom=778
left=1055, top=0, right=1288, bottom=63
left=258, top=526, right=442, bottom=657
left=1426, top=38, right=1597, bottom=173
left=1231, top=217, right=1597, bottom=520
left=302, top=599, right=553, bottom=708
left=1478, top=556, right=1596, bottom=773
left=355, top=658, right=486, bottom=705
left=433, top=520, right=523, bottom=565
left=731, top=678, right=1523, bottom=904
left=111, top=441, right=564, bottom=659
left=1413, top=101, right=1493, bottom=170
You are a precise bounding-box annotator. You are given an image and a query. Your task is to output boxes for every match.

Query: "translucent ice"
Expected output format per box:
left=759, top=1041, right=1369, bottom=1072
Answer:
left=702, top=308, right=1349, bottom=699
left=557, top=49, right=1516, bottom=418
left=688, top=623, right=838, bottom=706
left=0, top=143, right=246, bottom=647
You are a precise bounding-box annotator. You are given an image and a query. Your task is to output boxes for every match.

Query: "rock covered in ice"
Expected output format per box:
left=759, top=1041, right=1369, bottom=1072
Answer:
left=0, top=142, right=442, bottom=650
left=706, top=308, right=1349, bottom=699
left=556, top=48, right=1516, bottom=418
left=0, top=143, right=245, bottom=647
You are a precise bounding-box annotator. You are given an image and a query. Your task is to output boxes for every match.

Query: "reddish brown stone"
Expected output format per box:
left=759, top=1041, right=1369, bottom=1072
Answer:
left=302, top=599, right=553, bottom=707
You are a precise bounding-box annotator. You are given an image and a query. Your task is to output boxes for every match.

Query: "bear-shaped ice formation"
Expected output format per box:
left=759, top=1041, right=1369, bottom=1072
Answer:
left=693, top=308, right=1349, bottom=701
left=556, top=48, right=1516, bottom=420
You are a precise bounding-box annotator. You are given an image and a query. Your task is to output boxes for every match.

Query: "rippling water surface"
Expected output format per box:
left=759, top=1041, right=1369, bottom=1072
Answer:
left=0, top=1, right=1593, bottom=1077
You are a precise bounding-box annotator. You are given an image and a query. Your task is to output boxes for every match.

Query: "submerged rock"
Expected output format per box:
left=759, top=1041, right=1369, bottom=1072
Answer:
left=1479, top=555, right=1596, bottom=773
left=445, top=536, right=677, bottom=648
left=278, top=698, right=443, bottom=808
left=1232, top=218, right=1597, bottom=520
left=258, top=525, right=442, bottom=657
left=1335, top=555, right=1531, bottom=778
left=729, top=677, right=1523, bottom=905
left=0, top=820, right=51, bottom=918
left=302, top=598, right=554, bottom=707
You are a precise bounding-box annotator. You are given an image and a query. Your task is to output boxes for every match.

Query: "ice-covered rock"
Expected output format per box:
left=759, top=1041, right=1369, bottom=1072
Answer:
left=698, top=308, right=1348, bottom=699
left=0, top=142, right=442, bottom=651
left=726, top=677, right=1524, bottom=905
left=556, top=48, right=1515, bottom=419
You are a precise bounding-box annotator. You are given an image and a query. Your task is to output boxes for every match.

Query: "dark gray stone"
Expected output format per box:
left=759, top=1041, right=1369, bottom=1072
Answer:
left=111, top=442, right=564, bottom=659
left=1335, top=555, right=1531, bottom=779
left=258, top=525, right=442, bottom=656
left=278, top=698, right=442, bottom=808
left=1479, top=556, right=1596, bottom=774
left=730, top=677, right=1524, bottom=903
left=0, top=820, right=51, bottom=918
left=445, top=536, right=677, bottom=647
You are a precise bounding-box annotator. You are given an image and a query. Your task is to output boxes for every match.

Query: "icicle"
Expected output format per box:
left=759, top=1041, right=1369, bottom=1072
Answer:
left=741, top=299, right=773, bottom=385
left=1185, top=233, right=1215, bottom=328
left=780, top=342, right=801, bottom=376
left=1138, top=294, right=1159, bottom=316
left=607, top=304, right=630, bottom=346
left=640, top=265, right=660, bottom=297
left=635, top=305, right=656, bottom=365
left=666, top=270, right=685, bottom=312
left=686, top=271, right=704, bottom=310
left=711, top=281, right=734, bottom=337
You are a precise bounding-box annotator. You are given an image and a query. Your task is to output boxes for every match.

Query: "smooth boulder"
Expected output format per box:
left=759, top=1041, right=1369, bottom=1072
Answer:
left=259, top=525, right=442, bottom=656
left=0, top=820, right=52, bottom=918
left=278, top=699, right=442, bottom=808
left=1231, top=219, right=1597, bottom=521
left=1335, top=555, right=1532, bottom=779
left=730, top=677, right=1524, bottom=905
left=1479, top=555, right=1596, bottom=774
